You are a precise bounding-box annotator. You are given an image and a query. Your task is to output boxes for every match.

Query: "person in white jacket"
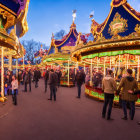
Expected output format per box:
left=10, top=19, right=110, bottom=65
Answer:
left=11, top=75, right=18, bottom=105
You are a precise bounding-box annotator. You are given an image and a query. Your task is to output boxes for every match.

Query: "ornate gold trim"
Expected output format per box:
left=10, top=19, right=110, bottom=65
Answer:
left=92, top=7, right=113, bottom=35
left=123, top=5, right=140, bottom=22
left=108, top=12, right=128, bottom=35
left=110, top=0, right=126, bottom=7
left=0, top=4, right=16, bottom=16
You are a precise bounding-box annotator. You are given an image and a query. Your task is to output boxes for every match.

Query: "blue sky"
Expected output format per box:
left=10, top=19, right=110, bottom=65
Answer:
left=21, top=0, right=140, bottom=46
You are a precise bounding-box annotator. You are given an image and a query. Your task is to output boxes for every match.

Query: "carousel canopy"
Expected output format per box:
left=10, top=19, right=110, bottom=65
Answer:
left=91, top=0, right=140, bottom=39
left=48, top=22, right=79, bottom=55
left=0, top=0, right=29, bottom=58
left=72, top=0, right=140, bottom=61
left=0, top=0, right=30, bottom=37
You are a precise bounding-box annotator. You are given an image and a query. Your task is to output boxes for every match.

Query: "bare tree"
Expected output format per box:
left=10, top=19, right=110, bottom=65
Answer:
left=21, top=39, right=48, bottom=65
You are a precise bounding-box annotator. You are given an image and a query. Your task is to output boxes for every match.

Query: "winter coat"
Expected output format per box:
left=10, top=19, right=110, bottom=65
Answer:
left=45, top=71, right=49, bottom=82
left=48, top=72, right=58, bottom=87
left=76, top=71, right=85, bottom=86
left=118, top=76, right=138, bottom=102
left=24, top=73, right=29, bottom=83
left=93, top=72, right=103, bottom=88
left=34, top=70, right=40, bottom=81
left=11, top=80, right=18, bottom=90
left=102, top=75, right=117, bottom=94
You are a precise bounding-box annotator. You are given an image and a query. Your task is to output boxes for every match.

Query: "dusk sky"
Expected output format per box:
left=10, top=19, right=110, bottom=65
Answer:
left=21, top=0, right=140, bottom=46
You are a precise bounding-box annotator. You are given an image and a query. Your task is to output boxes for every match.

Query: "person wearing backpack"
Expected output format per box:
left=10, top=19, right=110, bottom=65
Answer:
left=76, top=70, right=85, bottom=98
left=48, top=69, right=58, bottom=101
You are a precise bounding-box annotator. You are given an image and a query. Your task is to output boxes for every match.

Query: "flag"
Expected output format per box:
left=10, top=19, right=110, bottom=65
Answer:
left=89, top=11, right=94, bottom=18
left=72, top=10, right=77, bottom=21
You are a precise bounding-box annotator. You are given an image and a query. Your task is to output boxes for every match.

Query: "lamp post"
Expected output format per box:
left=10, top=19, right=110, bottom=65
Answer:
left=16, top=58, right=18, bottom=77
left=9, top=54, right=12, bottom=71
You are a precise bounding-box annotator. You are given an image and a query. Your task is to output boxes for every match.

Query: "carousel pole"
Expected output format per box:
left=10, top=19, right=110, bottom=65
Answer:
left=9, top=54, right=12, bottom=71
left=16, top=58, right=18, bottom=77
left=119, top=55, right=121, bottom=74
left=137, top=56, right=140, bottom=81
left=84, top=62, right=86, bottom=72
left=127, top=54, right=129, bottom=69
left=104, top=57, right=106, bottom=76
left=97, top=57, right=99, bottom=72
left=68, top=60, right=70, bottom=86
left=90, top=59, right=93, bottom=84
left=0, top=47, right=5, bottom=102
left=110, top=56, right=112, bottom=69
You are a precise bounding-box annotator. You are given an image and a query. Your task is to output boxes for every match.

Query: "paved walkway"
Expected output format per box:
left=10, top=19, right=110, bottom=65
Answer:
left=0, top=79, right=140, bottom=140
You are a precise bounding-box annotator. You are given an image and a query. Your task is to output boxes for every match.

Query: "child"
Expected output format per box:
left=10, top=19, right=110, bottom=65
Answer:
left=11, top=75, right=18, bottom=105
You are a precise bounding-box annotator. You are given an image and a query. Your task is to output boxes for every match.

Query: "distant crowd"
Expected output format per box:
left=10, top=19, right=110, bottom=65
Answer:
left=0, top=67, right=140, bottom=125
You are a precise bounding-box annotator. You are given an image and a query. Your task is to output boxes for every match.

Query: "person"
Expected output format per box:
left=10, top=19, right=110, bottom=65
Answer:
left=48, top=69, right=58, bottom=101
left=118, top=69, right=138, bottom=120
left=34, top=68, right=40, bottom=88
left=11, top=75, right=18, bottom=105
left=28, top=69, right=32, bottom=92
left=75, top=70, right=85, bottom=98
left=102, top=70, right=117, bottom=120
left=44, top=70, right=49, bottom=92
left=18, top=70, right=22, bottom=87
left=93, top=70, right=103, bottom=88
left=24, top=71, right=29, bottom=92
left=4, top=75, right=10, bottom=96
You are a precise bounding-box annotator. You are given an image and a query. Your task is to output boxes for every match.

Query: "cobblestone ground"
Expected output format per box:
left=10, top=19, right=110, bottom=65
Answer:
left=0, top=79, right=140, bottom=140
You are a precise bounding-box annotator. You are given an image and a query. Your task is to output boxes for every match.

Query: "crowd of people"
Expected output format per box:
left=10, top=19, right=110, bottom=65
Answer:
left=0, top=67, right=140, bottom=125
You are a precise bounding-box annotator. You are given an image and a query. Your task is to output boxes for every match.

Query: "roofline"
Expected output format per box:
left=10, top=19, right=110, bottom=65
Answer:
left=93, top=1, right=140, bottom=35
left=123, top=4, right=140, bottom=22
left=0, top=3, right=17, bottom=16
left=54, top=27, right=78, bottom=47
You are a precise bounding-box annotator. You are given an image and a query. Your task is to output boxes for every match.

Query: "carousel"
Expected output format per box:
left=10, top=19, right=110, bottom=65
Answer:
left=71, top=0, right=140, bottom=106
left=42, top=14, right=79, bottom=87
left=0, top=0, right=30, bottom=102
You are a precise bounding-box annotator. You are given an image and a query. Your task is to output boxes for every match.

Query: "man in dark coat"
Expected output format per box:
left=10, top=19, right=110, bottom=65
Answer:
left=76, top=70, right=85, bottom=98
left=48, top=69, right=58, bottom=101
left=34, top=68, right=40, bottom=88
left=28, top=70, right=32, bottom=92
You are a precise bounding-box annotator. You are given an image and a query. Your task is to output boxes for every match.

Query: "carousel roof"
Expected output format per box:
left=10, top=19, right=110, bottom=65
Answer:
left=48, top=22, right=78, bottom=55
left=0, top=0, right=30, bottom=37
left=91, top=0, right=140, bottom=39
left=72, top=0, right=140, bottom=61
left=0, top=0, right=28, bottom=16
